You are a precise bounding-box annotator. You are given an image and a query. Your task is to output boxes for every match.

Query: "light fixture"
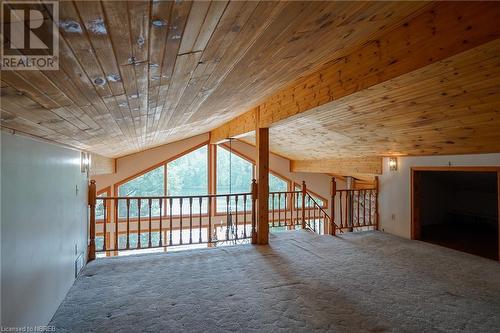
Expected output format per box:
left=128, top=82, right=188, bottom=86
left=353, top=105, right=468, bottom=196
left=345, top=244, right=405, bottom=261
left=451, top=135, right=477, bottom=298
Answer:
left=81, top=152, right=91, bottom=173
left=389, top=157, right=398, bottom=171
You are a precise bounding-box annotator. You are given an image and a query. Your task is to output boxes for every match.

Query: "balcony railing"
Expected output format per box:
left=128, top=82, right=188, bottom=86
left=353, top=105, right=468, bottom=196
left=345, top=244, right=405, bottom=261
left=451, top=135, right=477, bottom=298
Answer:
left=87, top=177, right=378, bottom=260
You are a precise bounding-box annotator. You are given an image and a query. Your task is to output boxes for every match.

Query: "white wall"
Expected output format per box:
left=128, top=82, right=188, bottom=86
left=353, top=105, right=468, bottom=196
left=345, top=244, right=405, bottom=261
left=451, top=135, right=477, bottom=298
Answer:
left=1, top=132, right=88, bottom=327
left=379, top=153, right=500, bottom=238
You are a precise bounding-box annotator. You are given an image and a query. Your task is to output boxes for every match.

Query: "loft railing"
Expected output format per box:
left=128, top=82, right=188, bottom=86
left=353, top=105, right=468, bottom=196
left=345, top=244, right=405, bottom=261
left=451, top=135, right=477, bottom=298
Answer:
left=332, top=177, right=378, bottom=233
left=88, top=180, right=257, bottom=260
left=87, top=177, right=378, bottom=260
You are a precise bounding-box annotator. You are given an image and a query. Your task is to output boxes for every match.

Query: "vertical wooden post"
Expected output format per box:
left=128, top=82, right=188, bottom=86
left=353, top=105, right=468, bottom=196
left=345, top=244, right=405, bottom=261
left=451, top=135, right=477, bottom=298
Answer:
left=301, top=181, right=307, bottom=229
left=88, top=180, right=96, bottom=262
left=497, top=170, right=499, bottom=262
left=375, top=176, right=380, bottom=231
left=251, top=179, right=258, bottom=244
left=256, top=127, right=269, bottom=245
left=330, top=177, right=337, bottom=236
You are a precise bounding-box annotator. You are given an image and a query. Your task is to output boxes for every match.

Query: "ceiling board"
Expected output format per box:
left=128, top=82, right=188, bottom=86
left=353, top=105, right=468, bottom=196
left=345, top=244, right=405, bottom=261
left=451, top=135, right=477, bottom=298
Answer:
left=242, top=39, right=500, bottom=159
left=1, top=0, right=431, bottom=157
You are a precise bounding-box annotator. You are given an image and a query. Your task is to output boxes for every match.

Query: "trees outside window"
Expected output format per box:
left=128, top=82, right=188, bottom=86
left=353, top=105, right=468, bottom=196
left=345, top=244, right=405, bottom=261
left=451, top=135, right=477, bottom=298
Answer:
left=216, top=146, right=253, bottom=212
left=117, top=165, right=164, bottom=218
left=166, top=146, right=208, bottom=215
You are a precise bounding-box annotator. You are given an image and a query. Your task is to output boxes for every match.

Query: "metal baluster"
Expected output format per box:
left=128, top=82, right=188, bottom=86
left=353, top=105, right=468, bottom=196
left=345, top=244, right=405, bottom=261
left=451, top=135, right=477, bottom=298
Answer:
left=179, top=198, right=183, bottom=245
left=103, top=198, right=107, bottom=251
left=243, top=194, right=247, bottom=238
left=235, top=195, right=239, bottom=240
left=368, top=190, right=372, bottom=225
left=199, top=197, right=202, bottom=243
left=363, top=191, right=366, bottom=226
left=159, top=198, right=163, bottom=247
left=126, top=198, right=130, bottom=249
left=148, top=198, right=152, bottom=248
left=189, top=197, right=193, bottom=244
left=137, top=198, right=141, bottom=248
left=169, top=198, right=173, bottom=246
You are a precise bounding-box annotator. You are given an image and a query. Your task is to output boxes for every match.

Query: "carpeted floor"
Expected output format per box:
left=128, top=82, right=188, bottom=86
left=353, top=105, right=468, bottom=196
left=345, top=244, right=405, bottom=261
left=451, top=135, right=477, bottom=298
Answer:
left=50, top=230, right=500, bottom=332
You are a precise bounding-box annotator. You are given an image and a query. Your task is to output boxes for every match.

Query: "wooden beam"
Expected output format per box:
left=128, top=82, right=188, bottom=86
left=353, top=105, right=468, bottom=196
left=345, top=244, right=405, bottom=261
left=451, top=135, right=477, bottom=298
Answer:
left=210, top=2, right=500, bottom=140
left=291, top=157, right=383, bottom=175
left=210, top=108, right=257, bottom=144
left=90, top=153, right=116, bottom=176
left=256, top=127, right=269, bottom=245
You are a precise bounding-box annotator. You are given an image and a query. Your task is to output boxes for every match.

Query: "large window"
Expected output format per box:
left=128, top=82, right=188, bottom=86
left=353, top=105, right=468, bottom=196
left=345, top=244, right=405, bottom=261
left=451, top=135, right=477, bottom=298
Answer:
left=167, top=145, right=208, bottom=215
left=118, top=165, right=165, bottom=218
left=216, top=146, right=253, bottom=212
left=269, top=173, right=288, bottom=208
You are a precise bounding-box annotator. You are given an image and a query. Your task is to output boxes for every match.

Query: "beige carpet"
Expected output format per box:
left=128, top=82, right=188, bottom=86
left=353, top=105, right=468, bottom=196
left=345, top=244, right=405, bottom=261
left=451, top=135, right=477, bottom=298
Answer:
left=50, top=230, right=500, bottom=332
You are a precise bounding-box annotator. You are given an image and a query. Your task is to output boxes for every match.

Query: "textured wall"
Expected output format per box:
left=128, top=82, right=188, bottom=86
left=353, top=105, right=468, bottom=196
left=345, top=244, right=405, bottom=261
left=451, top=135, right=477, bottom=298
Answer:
left=1, top=132, right=88, bottom=327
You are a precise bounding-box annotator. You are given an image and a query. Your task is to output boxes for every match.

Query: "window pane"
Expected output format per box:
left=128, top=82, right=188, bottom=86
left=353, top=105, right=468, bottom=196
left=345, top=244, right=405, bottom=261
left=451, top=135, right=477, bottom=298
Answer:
left=118, top=166, right=164, bottom=218
left=269, top=173, right=288, bottom=208
left=216, top=146, right=253, bottom=212
left=96, top=192, right=107, bottom=220
left=167, top=146, right=208, bottom=215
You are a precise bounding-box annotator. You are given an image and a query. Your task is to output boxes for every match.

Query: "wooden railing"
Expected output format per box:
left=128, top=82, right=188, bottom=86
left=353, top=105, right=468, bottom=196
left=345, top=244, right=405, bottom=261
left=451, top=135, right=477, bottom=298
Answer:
left=331, top=177, right=378, bottom=233
left=87, top=177, right=378, bottom=260
left=88, top=180, right=257, bottom=260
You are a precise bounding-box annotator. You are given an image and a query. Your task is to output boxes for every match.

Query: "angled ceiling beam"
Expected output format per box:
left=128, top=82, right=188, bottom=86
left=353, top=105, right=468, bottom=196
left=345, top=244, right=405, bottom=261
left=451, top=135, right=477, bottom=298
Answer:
left=291, top=157, right=383, bottom=176
left=209, top=2, right=500, bottom=140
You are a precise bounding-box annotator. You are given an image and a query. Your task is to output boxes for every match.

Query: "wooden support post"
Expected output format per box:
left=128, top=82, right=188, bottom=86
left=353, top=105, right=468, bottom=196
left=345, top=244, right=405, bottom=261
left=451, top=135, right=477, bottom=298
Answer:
left=251, top=179, right=258, bottom=244
left=301, top=181, right=307, bottom=229
left=375, top=176, right=379, bottom=231
left=88, top=180, right=96, bottom=262
left=330, top=177, right=337, bottom=236
left=256, top=127, right=269, bottom=245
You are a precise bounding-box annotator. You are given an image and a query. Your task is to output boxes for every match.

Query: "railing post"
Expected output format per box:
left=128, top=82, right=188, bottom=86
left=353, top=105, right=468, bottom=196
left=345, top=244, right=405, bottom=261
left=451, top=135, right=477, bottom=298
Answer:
left=88, top=180, right=96, bottom=262
left=330, top=177, right=336, bottom=236
left=375, top=176, right=379, bottom=230
left=251, top=179, right=258, bottom=244
left=301, top=181, right=306, bottom=229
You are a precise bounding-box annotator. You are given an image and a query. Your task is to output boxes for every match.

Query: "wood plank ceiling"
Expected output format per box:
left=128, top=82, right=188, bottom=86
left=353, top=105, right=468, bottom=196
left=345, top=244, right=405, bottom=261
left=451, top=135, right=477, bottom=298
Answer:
left=1, top=1, right=432, bottom=157
left=243, top=38, right=500, bottom=159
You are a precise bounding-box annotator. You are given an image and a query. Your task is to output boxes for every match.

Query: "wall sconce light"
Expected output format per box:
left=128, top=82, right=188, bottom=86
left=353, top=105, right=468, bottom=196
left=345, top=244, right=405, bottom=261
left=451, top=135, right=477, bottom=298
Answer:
left=389, top=157, right=398, bottom=171
left=81, top=152, right=91, bottom=173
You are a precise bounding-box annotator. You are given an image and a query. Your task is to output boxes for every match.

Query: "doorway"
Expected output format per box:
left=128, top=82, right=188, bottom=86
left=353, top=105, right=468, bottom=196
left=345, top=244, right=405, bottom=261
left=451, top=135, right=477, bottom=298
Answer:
left=412, top=167, right=500, bottom=260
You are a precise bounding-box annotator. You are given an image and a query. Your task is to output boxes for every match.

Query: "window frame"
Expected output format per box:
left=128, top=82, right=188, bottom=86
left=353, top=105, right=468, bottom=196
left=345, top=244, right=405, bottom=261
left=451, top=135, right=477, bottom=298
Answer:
left=96, top=187, right=111, bottom=224
left=215, top=144, right=292, bottom=214
left=113, top=141, right=210, bottom=219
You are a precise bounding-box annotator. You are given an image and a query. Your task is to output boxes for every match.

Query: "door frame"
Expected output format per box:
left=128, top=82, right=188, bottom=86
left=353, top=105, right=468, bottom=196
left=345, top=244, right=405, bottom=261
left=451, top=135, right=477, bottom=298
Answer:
left=410, top=166, right=500, bottom=261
